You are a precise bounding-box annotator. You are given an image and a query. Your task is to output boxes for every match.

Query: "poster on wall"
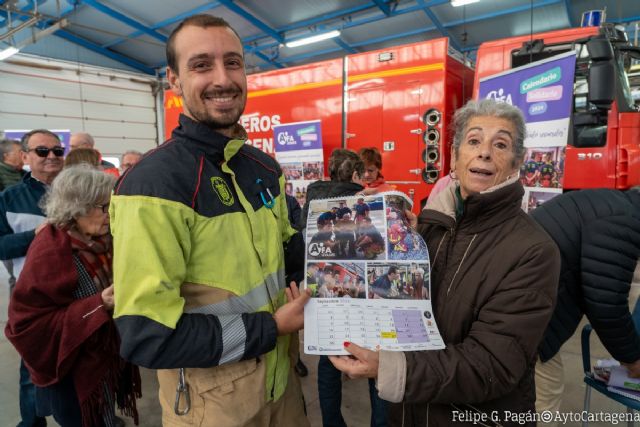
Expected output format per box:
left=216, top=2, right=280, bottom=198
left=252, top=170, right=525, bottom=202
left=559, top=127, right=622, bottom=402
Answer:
left=273, top=120, right=324, bottom=207
left=4, top=129, right=72, bottom=155
left=478, top=51, right=576, bottom=212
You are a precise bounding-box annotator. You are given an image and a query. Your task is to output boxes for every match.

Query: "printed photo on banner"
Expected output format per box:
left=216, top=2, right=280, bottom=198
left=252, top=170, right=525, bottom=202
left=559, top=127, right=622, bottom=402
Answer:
left=303, top=161, right=323, bottom=180
left=385, top=194, right=428, bottom=260
left=306, top=195, right=385, bottom=261
left=367, top=262, right=430, bottom=300
left=306, top=262, right=366, bottom=299
left=519, top=146, right=566, bottom=189
left=522, top=188, right=561, bottom=213
left=282, top=163, right=303, bottom=181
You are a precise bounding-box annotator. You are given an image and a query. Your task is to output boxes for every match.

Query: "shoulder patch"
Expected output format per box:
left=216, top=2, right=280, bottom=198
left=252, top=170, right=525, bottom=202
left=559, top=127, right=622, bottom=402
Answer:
left=211, top=176, right=234, bottom=206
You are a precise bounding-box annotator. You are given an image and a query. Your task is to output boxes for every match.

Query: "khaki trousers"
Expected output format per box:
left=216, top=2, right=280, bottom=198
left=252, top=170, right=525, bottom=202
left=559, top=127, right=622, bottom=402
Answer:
left=535, top=353, right=564, bottom=427
left=158, top=358, right=309, bottom=427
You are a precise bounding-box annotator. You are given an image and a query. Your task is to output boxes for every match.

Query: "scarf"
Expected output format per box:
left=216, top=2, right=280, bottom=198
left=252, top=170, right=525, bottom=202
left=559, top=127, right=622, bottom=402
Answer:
left=5, top=224, right=140, bottom=427
left=66, top=225, right=113, bottom=292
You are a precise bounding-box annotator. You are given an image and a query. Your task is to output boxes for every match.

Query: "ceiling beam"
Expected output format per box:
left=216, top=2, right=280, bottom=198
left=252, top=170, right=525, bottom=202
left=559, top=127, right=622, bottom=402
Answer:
left=253, top=50, right=284, bottom=69
left=0, top=0, right=47, bottom=28
left=371, top=0, right=391, bottom=16
left=102, top=2, right=221, bottom=48
left=416, top=0, right=462, bottom=51
left=79, top=0, right=167, bottom=42
left=247, top=0, right=561, bottom=60
left=55, top=29, right=156, bottom=74
left=217, top=0, right=283, bottom=43
left=333, top=37, right=357, bottom=54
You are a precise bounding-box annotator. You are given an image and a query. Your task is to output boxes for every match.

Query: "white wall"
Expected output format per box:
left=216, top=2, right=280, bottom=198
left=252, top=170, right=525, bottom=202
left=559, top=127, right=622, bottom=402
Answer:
left=0, top=53, right=161, bottom=157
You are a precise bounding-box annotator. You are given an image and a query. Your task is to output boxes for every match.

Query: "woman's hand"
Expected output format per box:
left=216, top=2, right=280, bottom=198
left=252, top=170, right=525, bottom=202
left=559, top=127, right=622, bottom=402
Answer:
left=101, top=285, right=115, bottom=311
left=405, top=210, right=418, bottom=229
left=329, top=342, right=379, bottom=379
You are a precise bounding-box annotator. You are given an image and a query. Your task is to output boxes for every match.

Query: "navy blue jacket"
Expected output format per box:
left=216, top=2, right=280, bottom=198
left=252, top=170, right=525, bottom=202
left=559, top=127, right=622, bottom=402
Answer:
left=0, top=173, right=47, bottom=277
left=532, top=189, right=640, bottom=363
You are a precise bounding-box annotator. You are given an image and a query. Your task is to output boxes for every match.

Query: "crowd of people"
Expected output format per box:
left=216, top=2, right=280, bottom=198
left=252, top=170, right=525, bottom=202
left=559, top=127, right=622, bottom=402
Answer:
left=0, top=12, right=638, bottom=427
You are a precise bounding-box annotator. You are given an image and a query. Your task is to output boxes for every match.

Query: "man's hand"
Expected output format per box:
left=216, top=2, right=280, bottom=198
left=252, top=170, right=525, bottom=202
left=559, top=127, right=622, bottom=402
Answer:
left=101, top=285, right=114, bottom=311
left=273, top=282, right=311, bottom=336
left=329, top=342, right=379, bottom=379
left=622, top=359, right=640, bottom=378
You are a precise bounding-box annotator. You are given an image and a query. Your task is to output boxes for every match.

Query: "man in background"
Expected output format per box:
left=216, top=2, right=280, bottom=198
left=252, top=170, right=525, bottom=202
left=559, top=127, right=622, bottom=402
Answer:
left=532, top=188, right=640, bottom=420
left=0, top=138, right=26, bottom=293
left=0, top=129, right=64, bottom=427
left=120, top=150, right=143, bottom=173
left=0, top=139, right=25, bottom=191
left=69, top=132, right=118, bottom=175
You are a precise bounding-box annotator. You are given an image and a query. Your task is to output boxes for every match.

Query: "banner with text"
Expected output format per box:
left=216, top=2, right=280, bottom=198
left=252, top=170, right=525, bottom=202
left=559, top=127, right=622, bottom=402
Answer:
left=479, top=51, right=576, bottom=212
left=273, top=120, right=324, bottom=207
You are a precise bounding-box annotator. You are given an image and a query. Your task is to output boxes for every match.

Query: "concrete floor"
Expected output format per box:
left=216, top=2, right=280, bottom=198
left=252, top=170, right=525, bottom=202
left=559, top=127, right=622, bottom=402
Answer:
left=1, top=267, right=638, bottom=426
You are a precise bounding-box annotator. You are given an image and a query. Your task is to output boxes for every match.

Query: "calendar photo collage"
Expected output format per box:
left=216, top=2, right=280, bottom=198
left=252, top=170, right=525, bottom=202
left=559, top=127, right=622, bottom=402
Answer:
left=303, top=192, right=445, bottom=355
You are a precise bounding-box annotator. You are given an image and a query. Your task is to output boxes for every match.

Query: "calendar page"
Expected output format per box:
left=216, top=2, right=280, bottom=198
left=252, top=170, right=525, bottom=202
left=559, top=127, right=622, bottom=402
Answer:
left=303, top=192, right=445, bottom=355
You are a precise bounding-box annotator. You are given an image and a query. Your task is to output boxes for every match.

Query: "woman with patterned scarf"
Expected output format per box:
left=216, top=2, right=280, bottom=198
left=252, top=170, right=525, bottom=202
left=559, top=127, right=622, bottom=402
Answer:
left=5, top=165, right=140, bottom=427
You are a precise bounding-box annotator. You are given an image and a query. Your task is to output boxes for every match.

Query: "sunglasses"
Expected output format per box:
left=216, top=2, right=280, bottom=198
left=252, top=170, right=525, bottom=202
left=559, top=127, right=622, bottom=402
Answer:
left=27, top=146, right=65, bottom=158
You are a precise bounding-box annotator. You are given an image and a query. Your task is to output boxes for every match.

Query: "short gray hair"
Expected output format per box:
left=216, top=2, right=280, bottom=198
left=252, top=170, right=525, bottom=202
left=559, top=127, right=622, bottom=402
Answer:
left=0, top=139, right=20, bottom=158
left=42, top=165, right=116, bottom=227
left=121, top=150, right=143, bottom=162
left=452, top=99, right=526, bottom=166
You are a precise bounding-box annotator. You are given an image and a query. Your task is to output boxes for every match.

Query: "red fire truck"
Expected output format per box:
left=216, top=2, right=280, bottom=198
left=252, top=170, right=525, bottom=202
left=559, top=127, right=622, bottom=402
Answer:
left=165, top=37, right=473, bottom=207
left=475, top=23, right=640, bottom=191
left=164, top=24, right=640, bottom=208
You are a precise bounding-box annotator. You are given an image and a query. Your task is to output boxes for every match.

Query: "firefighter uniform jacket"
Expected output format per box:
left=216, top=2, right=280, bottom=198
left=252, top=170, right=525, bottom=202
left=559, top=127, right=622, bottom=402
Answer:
left=110, top=114, right=297, bottom=424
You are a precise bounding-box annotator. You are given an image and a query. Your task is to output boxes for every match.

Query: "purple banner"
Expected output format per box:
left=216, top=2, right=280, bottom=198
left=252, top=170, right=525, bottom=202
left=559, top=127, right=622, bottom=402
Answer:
left=273, top=120, right=322, bottom=152
left=478, top=52, right=576, bottom=123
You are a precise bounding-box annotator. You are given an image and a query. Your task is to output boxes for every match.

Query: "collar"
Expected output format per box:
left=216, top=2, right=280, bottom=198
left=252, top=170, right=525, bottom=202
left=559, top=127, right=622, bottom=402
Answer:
left=422, top=176, right=524, bottom=233
left=24, top=171, right=49, bottom=188
left=171, top=114, right=247, bottom=155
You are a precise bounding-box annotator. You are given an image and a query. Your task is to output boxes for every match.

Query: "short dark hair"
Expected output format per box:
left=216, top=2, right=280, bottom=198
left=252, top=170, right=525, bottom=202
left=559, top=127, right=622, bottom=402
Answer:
left=20, top=129, right=60, bottom=151
left=388, top=266, right=398, bottom=275
left=166, top=14, right=242, bottom=73
left=328, top=148, right=364, bottom=183
left=359, top=147, right=382, bottom=170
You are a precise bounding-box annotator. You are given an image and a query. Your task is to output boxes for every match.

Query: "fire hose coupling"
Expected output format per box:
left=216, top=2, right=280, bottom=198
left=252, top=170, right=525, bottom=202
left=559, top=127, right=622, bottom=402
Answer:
left=422, top=108, right=441, bottom=126
left=423, top=127, right=440, bottom=145
left=422, top=168, right=440, bottom=184
left=174, top=368, right=191, bottom=416
left=422, top=147, right=440, bottom=164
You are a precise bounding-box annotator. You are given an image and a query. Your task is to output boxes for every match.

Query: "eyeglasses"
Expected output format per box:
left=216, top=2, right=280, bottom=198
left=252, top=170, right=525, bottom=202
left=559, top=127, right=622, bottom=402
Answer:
left=94, top=203, right=110, bottom=213
left=27, top=146, right=65, bottom=158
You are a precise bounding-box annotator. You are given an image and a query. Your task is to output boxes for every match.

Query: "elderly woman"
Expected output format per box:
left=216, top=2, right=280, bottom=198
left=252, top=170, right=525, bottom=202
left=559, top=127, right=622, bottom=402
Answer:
left=331, top=99, right=560, bottom=426
left=5, top=165, right=140, bottom=427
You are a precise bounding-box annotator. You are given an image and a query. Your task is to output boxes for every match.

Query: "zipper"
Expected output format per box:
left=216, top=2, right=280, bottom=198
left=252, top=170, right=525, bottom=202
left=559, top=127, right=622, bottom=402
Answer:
left=446, top=234, right=477, bottom=295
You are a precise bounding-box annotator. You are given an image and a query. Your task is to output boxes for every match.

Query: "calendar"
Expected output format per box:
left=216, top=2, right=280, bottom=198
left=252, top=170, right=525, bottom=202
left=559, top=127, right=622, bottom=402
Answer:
left=303, top=192, right=445, bottom=355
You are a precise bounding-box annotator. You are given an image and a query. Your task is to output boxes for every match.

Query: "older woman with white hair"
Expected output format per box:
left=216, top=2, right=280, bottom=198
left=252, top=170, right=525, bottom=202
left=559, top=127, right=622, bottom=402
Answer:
left=5, top=165, right=140, bottom=427
left=330, top=99, right=561, bottom=426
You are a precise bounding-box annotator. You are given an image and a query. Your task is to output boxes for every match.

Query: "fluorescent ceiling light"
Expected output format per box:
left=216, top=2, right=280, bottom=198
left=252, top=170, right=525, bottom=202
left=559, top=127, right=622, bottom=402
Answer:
left=285, top=30, right=341, bottom=48
left=0, top=47, right=20, bottom=61
left=451, top=0, right=480, bottom=6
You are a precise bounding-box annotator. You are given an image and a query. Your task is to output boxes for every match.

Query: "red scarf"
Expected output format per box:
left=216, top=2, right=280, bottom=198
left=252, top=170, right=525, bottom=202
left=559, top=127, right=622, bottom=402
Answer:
left=5, top=225, right=140, bottom=427
left=66, top=225, right=112, bottom=292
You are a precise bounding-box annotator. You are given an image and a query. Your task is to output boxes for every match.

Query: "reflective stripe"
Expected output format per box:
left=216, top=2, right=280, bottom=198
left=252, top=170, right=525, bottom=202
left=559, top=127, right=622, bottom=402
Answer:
left=218, top=315, right=246, bottom=364
left=186, top=270, right=285, bottom=316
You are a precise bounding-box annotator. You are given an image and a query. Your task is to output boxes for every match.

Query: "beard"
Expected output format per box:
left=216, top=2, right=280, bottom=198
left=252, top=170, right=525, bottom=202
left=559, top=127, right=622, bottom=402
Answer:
left=185, top=88, right=246, bottom=130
